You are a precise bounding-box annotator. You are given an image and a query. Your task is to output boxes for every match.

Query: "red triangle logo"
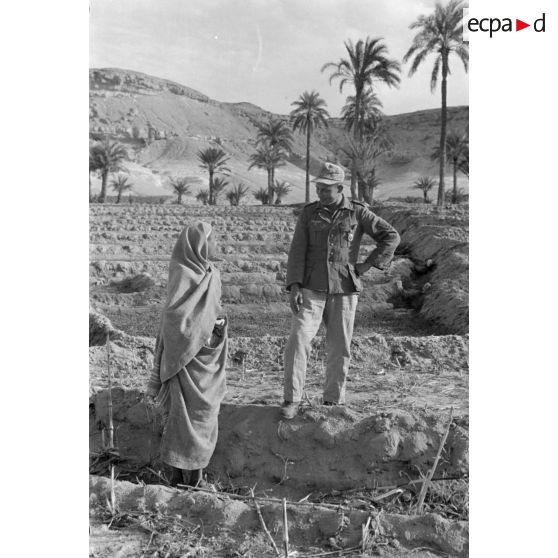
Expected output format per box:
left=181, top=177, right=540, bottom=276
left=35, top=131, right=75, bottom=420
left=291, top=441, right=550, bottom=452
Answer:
left=516, top=19, right=530, bottom=31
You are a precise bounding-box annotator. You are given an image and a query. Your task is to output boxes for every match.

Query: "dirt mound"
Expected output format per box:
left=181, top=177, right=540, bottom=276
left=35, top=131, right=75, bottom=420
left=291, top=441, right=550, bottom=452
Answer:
left=110, top=272, right=155, bottom=293
left=91, top=390, right=468, bottom=492
left=89, top=331, right=468, bottom=392
left=90, top=475, right=468, bottom=557
left=89, top=310, right=124, bottom=346
left=376, top=205, right=468, bottom=334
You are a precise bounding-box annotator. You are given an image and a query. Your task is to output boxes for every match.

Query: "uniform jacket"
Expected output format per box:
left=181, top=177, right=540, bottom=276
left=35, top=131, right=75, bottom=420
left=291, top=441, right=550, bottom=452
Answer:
left=286, top=196, right=400, bottom=294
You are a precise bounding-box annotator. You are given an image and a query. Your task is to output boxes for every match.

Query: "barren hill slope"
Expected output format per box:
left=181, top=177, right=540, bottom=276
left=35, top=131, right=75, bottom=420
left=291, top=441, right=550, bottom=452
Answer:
left=90, top=68, right=468, bottom=202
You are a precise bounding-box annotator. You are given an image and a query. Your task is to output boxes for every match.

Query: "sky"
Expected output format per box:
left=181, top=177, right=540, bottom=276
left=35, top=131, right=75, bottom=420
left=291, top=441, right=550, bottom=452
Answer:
left=89, top=0, right=469, bottom=117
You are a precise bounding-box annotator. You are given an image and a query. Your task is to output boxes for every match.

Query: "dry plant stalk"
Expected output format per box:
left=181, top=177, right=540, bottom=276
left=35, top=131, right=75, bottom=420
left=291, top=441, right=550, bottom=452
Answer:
left=106, top=334, right=114, bottom=449
left=361, top=516, right=372, bottom=553
left=416, top=406, right=454, bottom=514
left=372, top=488, right=404, bottom=502
left=274, top=452, right=294, bottom=484
left=175, top=483, right=350, bottom=511
left=300, top=548, right=360, bottom=557
left=108, top=464, right=117, bottom=515
left=250, top=488, right=280, bottom=557
left=282, top=497, right=289, bottom=557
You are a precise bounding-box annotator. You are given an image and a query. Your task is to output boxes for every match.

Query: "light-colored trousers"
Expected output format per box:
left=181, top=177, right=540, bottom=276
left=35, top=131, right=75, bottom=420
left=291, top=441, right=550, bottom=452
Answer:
left=283, top=288, right=358, bottom=404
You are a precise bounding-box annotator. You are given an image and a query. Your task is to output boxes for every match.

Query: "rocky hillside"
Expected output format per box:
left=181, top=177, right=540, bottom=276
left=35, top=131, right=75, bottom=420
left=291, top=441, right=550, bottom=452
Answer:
left=90, top=68, right=468, bottom=202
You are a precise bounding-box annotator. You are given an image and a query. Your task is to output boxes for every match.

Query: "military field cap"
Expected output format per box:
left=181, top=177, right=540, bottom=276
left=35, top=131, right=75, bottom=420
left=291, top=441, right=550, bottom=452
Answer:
left=311, top=162, right=345, bottom=185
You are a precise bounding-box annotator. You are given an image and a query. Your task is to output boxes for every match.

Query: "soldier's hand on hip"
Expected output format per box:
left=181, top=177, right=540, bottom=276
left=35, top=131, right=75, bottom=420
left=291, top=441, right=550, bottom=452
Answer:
left=289, top=284, right=304, bottom=314
left=355, top=262, right=372, bottom=277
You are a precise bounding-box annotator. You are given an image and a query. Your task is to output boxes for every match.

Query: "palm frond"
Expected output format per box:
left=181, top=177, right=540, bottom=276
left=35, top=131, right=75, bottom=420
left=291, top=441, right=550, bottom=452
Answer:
left=197, top=147, right=231, bottom=174
left=289, top=90, right=330, bottom=135
left=430, top=55, right=442, bottom=92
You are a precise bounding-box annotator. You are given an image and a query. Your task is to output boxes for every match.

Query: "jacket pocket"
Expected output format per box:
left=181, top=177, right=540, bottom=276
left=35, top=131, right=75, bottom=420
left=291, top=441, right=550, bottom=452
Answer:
left=303, top=262, right=315, bottom=287
left=309, top=220, right=329, bottom=245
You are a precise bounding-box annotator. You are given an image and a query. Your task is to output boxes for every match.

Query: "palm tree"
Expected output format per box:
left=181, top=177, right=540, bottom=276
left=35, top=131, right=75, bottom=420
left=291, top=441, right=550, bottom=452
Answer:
left=90, top=140, right=128, bottom=203
left=226, top=183, right=250, bottom=206
left=248, top=145, right=286, bottom=205
left=458, top=145, right=469, bottom=178
left=322, top=37, right=401, bottom=198
left=110, top=175, right=133, bottom=203
left=445, top=187, right=467, bottom=203
left=196, top=189, right=210, bottom=205
left=89, top=146, right=99, bottom=202
left=290, top=91, right=329, bottom=203
left=339, top=139, right=376, bottom=204
left=404, top=0, right=469, bottom=206
left=272, top=180, right=292, bottom=204
left=340, top=132, right=393, bottom=204
left=255, top=117, right=293, bottom=204
left=365, top=172, right=382, bottom=204
left=211, top=177, right=229, bottom=205
left=412, top=176, right=437, bottom=203
left=253, top=187, right=270, bottom=205
left=431, top=131, right=469, bottom=203
left=256, top=117, right=294, bottom=153
left=197, top=147, right=231, bottom=205
left=341, top=88, right=383, bottom=135
left=169, top=177, right=195, bottom=204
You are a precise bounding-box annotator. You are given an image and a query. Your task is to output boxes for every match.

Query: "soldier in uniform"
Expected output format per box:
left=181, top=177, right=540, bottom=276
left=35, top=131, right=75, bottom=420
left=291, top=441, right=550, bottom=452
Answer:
left=281, top=162, right=400, bottom=419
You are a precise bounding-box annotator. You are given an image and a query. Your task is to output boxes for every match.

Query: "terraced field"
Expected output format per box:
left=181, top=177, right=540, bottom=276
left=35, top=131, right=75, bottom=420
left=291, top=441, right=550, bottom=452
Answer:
left=89, top=202, right=469, bottom=557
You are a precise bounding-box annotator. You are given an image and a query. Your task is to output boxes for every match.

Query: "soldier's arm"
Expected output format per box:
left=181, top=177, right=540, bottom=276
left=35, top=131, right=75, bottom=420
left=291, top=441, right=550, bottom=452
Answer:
left=285, top=208, right=309, bottom=291
left=359, top=207, right=400, bottom=271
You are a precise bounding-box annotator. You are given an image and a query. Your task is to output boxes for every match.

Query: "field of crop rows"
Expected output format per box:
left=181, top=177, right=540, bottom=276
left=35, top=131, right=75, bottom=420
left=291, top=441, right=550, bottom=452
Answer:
left=89, top=202, right=469, bottom=557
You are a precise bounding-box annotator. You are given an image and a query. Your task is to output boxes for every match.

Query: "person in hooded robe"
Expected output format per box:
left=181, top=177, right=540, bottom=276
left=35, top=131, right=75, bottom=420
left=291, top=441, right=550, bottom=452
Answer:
left=146, top=221, right=227, bottom=487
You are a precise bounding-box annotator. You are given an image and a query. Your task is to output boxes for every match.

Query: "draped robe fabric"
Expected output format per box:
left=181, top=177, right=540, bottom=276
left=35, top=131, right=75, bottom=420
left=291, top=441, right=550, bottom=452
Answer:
left=147, top=222, right=227, bottom=469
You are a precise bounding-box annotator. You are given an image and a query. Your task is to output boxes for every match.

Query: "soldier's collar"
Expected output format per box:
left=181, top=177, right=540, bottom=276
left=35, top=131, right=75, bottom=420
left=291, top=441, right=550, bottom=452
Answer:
left=317, top=195, right=343, bottom=211
left=339, top=195, right=353, bottom=210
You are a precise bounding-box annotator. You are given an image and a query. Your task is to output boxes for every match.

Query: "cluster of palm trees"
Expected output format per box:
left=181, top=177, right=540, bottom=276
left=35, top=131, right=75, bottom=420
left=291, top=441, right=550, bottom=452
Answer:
left=248, top=118, right=295, bottom=205
left=255, top=0, right=468, bottom=207
left=166, top=146, right=293, bottom=206
left=248, top=78, right=392, bottom=206
left=88, top=135, right=293, bottom=206
left=90, top=1, right=468, bottom=208
left=404, top=0, right=468, bottom=205
left=413, top=129, right=469, bottom=204
left=89, top=139, right=129, bottom=203
left=322, top=36, right=400, bottom=204
left=432, top=130, right=469, bottom=203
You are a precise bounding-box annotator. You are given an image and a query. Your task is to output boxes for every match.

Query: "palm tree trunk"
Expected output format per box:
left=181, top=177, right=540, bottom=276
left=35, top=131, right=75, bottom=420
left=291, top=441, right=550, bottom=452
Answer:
left=452, top=159, right=458, bottom=204
left=89, top=174, right=92, bottom=203
left=116, top=190, right=121, bottom=204
left=209, top=170, right=214, bottom=205
left=100, top=170, right=108, bottom=203
left=266, top=169, right=272, bottom=205
left=358, top=177, right=367, bottom=203
left=351, top=89, right=362, bottom=200
left=178, top=193, right=182, bottom=205
left=367, top=168, right=376, bottom=206
left=437, top=54, right=449, bottom=207
left=269, top=167, right=275, bottom=205
left=305, top=126, right=311, bottom=203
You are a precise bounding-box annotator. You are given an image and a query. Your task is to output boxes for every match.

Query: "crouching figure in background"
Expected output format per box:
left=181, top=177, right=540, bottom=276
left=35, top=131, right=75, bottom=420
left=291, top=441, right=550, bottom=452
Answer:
left=146, top=221, right=227, bottom=487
